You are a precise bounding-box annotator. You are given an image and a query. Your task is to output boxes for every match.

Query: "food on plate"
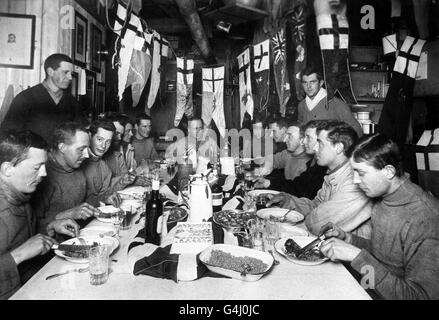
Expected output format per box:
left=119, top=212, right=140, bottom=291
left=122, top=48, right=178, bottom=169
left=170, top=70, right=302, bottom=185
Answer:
left=284, top=238, right=325, bottom=261
left=62, top=241, right=99, bottom=259
left=207, top=250, right=268, bottom=275
left=167, top=207, right=187, bottom=223
left=213, top=210, right=256, bottom=229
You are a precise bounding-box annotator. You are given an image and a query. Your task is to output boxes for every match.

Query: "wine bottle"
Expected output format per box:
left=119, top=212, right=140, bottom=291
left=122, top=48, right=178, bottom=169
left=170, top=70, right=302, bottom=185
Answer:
left=144, top=172, right=163, bottom=245
left=211, top=165, right=223, bottom=213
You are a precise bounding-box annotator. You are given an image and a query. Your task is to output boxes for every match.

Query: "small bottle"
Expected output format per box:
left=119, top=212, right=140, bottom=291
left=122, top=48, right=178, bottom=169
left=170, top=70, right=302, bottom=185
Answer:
left=144, top=172, right=163, bottom=245
left=211, top=165, right=223, bottom=213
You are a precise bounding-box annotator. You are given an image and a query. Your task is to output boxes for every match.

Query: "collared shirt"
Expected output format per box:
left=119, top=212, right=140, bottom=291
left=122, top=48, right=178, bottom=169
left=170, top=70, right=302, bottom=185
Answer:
left=291, top=160, right=372, bottom=237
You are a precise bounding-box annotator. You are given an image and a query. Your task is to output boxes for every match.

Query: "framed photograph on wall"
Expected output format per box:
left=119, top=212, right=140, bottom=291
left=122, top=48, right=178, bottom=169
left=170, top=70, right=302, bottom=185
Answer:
left=96, top=82, right=105, bottom=115
left=90, top=24, right=102, bottom=72
left=0, top=13, right=36, bottom=69
left=73, top=11, right=88, bottom=67
left=79, top=70, right=96, bottom=118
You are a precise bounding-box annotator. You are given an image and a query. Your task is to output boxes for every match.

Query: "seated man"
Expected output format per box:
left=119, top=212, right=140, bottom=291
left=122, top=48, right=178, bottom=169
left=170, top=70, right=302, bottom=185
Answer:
left=0, top=130, right=79, bottom=300
left=165, top=117, right=218, bottom=172
left=102, top=113, right=149, bottom=187
left=298, top=66, right=363, bottom=137
left=120, top=114, right=136, bottom=172
left=320, top=134, right=439, bottom=300
left=258, top=121, right=312, bottom=182
left=81, top=119, right=135, bottom=207
left=267, top=116, right=288, bottom=154
left=267, top=121, right=372, bottom=237
left=259, top=120, right=327, bottom=199
left=132, top=113, right=159, bottom=165
left=32, top=122, right=100, bottom=233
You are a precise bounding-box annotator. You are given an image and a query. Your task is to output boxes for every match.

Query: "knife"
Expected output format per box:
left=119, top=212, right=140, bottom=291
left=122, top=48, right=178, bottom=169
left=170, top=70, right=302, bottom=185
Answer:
left=295, top=234, right=326, bottom=257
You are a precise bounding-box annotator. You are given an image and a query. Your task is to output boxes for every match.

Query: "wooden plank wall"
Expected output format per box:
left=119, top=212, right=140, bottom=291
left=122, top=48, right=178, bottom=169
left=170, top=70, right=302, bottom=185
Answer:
left=0, top=0, right=106, bottom=123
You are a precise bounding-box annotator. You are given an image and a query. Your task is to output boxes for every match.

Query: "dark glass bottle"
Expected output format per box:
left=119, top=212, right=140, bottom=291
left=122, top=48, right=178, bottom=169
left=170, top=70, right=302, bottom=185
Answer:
left=211, top=167, right=223, bottom=213
left=144, top=174, right=163, bottom=245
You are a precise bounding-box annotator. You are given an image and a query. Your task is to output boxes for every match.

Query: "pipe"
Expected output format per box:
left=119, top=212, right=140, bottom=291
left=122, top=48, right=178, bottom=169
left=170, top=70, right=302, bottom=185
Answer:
left=175, top=0, right=215, bottom=63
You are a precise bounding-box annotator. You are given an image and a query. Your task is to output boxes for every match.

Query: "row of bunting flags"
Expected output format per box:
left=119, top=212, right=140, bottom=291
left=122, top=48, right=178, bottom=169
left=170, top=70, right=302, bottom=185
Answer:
left=111, top=0, right=285, bottom=138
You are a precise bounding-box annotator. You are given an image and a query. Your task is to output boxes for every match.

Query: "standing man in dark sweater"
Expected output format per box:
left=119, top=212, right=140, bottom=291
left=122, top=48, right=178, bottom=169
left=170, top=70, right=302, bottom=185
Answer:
left=1, top=54, right=86, bottom=143
left=131, top=113, right=159, bottom=166
left=320, top=134, right=439, bottom=300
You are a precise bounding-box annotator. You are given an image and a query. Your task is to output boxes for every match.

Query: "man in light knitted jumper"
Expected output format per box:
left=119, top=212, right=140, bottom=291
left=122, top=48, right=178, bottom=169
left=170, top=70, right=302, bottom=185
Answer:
left=267, top=121, right=372, bottom=238
left=320, top=134, right=439, bottom=300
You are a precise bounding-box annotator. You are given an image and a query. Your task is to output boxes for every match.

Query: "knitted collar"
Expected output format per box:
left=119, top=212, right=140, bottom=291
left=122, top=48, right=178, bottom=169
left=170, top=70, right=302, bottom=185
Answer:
left=0, top=177, right=32, bottom=205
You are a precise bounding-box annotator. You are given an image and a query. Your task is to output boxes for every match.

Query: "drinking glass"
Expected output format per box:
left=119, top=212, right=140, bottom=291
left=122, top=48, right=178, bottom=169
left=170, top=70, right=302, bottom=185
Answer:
left=243, top=194, right=257, bottom=213
left=111, top=209, right=124, bottom=237
left=120, top=206, right=133, bottom=230
left=264, top=218, right=280, bottom=249
left=244, top=171, right=256, bottom=193
left=89, top=245, right=110, bottom=286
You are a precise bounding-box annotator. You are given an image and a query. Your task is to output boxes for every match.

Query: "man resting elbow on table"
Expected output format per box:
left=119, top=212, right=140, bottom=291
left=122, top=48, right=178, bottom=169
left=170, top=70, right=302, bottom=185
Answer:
left=319, top=134, right=439, bottom=300
left=266, top=121, right=372, bottom=238
left=0, top=131, right=79, bottom=300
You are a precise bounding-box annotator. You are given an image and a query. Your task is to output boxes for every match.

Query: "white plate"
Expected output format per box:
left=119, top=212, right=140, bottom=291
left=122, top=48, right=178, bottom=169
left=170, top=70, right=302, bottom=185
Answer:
left=257, top=208, right=304, bottom=224
left=278, top=225, right=308, bottom=237
left=54, top=236, right=119, bottom=264
left=117, top=186, right=147, bottom=200
left=79, top=225, right=117, bottom=238
left=274, top=236, right=328, bottom=266
left=247, top=190, right=280, bottom=198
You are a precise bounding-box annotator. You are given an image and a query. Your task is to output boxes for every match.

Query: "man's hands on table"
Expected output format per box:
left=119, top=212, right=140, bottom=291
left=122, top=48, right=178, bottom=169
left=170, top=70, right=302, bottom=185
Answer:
left=10, top=234, right=57, bottom=265
left=47, top=218, right=79, bottom=238
left=105, top=192, right=122, bottom=207
left=265, top=192, right=297, bottom=209
left=56, top=203, right=100, bottom=221
left=318, top=222, right=360, bottom=262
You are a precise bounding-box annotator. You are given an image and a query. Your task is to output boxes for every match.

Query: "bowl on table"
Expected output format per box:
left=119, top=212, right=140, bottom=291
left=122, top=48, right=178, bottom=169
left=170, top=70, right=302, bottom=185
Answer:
left=199, top=244, right=273, bottom=281
left=213, top=209, right=258, bottom=233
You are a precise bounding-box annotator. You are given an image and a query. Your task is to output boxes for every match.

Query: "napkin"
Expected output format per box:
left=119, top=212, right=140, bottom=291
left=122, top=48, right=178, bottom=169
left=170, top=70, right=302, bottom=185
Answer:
left=127, top=223, right=225, bottom=282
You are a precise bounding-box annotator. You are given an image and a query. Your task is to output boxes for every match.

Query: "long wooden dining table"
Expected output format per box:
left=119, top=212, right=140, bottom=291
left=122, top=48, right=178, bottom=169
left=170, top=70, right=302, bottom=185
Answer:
left=10, top=204, right=371, bottom=300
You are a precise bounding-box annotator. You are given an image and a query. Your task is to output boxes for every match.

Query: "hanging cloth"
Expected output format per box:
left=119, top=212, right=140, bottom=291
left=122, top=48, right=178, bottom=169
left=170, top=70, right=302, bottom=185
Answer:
left=287, top=1, right=307, bottom=100
left=112, top=2, right=138, bottom=101
left=146, top=32, right=169, bottom=109
left=237, top=48, right=254, bottom=125
left=202, top=66, right=226, bottom=138
left=175, top=57, right=194, bottom=127
left=377, top=36, right=426, bottom=146
left=252, top=39, right=270, bottom=116
left=126, top=20, right=152, bottom=107
left=317, top=13, right=357, bottom=104
left=271, top=26, right=291, bottom=117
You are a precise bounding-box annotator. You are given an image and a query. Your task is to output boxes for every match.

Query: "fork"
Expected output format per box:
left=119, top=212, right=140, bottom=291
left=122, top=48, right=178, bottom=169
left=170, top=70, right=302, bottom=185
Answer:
left=46, top=267, right=89, bottom=280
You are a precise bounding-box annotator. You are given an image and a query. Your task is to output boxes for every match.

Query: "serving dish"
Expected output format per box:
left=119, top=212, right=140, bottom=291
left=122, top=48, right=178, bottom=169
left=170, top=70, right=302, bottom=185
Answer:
left=213, top=209, right=257, bottom=232
left=199, top=244, right=273, bottom=281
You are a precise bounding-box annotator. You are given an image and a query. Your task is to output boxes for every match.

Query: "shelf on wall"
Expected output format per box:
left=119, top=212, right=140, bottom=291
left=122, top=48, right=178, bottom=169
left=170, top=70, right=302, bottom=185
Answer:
left=350, top=68, right=388, bottom=73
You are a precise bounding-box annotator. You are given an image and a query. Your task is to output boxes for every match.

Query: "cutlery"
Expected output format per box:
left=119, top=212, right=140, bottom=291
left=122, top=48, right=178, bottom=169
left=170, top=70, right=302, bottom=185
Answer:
left=280, top=209, right=294, bottom=222
left=45, top=267, right=89, bottom=280
left=295, top=234, right=326, bottom=258
left=268, top=250, right=280, bottom=265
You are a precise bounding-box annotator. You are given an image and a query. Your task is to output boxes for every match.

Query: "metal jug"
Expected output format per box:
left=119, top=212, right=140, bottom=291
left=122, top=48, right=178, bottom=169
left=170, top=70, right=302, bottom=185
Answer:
left=181, top=174, right=213, bottom=223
